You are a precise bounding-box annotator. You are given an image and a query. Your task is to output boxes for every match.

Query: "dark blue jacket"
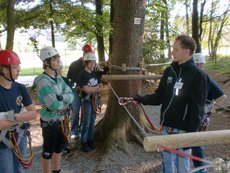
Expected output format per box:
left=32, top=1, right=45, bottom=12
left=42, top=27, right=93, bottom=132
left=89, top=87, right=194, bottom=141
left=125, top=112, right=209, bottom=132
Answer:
left=137, top=59, right=209, bottom=132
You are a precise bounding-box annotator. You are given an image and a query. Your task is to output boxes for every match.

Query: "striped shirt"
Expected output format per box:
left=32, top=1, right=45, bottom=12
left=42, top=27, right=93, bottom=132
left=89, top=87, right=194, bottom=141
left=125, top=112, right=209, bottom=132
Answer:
left=35, top=73, right=74, bottom=121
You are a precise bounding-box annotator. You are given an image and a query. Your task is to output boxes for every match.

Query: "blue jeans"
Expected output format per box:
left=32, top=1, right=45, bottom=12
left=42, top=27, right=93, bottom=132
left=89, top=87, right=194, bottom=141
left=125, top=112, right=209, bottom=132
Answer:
left=0, top=136, right=27, bottom=173
left=71, top=92, right=81, bottom=136
left=192, top=146, right=207, bottom=173
left=80, top=100, right=96, bottom=143
left=161, top=127, right=191, bottom=173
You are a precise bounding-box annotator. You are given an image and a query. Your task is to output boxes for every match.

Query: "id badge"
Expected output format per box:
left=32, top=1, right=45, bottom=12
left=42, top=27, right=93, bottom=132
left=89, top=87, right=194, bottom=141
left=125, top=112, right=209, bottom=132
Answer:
left=174, top=79, right=183, bottom=95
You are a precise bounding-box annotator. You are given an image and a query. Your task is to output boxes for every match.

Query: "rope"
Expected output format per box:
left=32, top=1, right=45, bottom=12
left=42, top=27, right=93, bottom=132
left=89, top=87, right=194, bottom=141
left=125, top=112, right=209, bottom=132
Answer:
left=104, top=75, right=225, bottom=172
left=160, top=145, right=213, bottom=165
left=138, top=104, right=163, bottom=132
left=118, top=97, right=162, bottom=132
left=92, top=95, right=102, bottom=114
left=189, top=164, right=214, bottom=173
left=9, top=131, right=34, bottom=169
left=106, top=80, right=147, bottom=136
left=60, top=105, right=73, bottom=140
left=207, top=99, right=230, bottom=112
left=61, top=118, right=70, bottom=140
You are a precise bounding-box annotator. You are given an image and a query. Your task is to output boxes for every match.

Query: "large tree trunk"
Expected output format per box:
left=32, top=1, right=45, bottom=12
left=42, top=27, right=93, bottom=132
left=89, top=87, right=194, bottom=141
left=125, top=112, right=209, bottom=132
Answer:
left=192, top=0, right=201, bottom=53
left=109, top=0, right=114, bottom=58
left=95, top=0, right=146, bottom=151
left=6, top=0, right=15, bottom=50
left=95, top=0, right=105, bottom=62
left=185, top=0, right=190, bottom=34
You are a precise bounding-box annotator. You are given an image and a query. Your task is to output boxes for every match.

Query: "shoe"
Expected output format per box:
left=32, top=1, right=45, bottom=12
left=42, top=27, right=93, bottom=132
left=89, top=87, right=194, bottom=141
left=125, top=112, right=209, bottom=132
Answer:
left=87, top=140, right=96, bottom=150
left=80, top=143, right=90, bottom=153
left=71, top=134, right=79, bottom=140
left=63, top=146, right=70, bottom=154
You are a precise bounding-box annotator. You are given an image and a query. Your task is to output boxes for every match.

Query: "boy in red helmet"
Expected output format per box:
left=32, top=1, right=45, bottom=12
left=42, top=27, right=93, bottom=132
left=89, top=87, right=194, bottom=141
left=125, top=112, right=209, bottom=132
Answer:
left=67, top=44, right=95, bottom=141
left=0, top=50, right=37, bottom=173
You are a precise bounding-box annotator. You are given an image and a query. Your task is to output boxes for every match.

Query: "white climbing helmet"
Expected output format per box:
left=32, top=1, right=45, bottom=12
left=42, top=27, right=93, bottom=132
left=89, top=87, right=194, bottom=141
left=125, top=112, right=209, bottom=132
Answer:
left=193, top=53, right=206, bottom=64
left=40, top=46, right=59, bottom=61
left=84, top=52, right=96, bottom=61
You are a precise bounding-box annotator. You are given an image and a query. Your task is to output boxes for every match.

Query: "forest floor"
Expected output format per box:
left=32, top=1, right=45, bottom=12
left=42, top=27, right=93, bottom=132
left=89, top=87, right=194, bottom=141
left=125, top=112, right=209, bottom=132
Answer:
left=25, top=71, right=230, bottom=173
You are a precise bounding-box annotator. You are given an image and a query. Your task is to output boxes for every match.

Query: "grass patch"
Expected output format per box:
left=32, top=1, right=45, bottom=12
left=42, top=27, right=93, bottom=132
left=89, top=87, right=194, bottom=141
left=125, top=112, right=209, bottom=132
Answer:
left=20, top=66, right=69, bottom=76
left=20, top=67, right=43, bottom=76
left=206, top=57, right=230, bottom=75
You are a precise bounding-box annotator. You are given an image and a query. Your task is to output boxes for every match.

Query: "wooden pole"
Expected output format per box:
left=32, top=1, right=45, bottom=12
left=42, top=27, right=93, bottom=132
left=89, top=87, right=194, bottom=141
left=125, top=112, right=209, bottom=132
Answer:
left=102, top=74, right=162, bottom=80
left=143, top=130, right=230, bottom=152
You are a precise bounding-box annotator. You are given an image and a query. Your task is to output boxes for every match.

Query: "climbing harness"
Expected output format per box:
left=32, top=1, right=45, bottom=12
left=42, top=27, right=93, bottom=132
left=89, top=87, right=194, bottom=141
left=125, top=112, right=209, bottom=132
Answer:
left=41, top=104, right=72, bottom=140
left=92, top=94, right=102, bottom=114
left=61, top=104, right=72, bottom=140
left=0, top=123, right=33, bottom=169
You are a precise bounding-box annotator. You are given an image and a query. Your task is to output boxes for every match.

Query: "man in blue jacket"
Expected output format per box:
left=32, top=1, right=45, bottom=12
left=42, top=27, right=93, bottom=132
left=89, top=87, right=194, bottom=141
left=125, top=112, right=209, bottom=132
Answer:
left=192, top=53, right=226, bottom=173
left=133, top=35, right=209, bottom=173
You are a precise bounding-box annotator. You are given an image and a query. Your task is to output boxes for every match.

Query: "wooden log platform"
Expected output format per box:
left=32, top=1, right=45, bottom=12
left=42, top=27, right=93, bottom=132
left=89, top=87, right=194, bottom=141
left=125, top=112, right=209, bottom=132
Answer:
left=143, top=130, right=230, bottom=152
left=102, top=74, right=162, bottom=80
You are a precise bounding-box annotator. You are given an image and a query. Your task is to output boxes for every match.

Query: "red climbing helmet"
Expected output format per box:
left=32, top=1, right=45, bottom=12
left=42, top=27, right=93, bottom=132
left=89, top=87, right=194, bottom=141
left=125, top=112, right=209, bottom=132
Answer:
left=82, top=44, right=95, bottom=53
left=0, top=50, right=21, bottom=65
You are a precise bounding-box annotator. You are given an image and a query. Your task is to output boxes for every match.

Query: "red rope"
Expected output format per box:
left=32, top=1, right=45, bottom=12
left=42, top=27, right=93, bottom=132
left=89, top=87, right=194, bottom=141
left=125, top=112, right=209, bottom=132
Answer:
left=118, top=97, right=162, bottom=132
left=138, top=103, right=162, bottom=131
left=160, top=145, right=213, bottom=164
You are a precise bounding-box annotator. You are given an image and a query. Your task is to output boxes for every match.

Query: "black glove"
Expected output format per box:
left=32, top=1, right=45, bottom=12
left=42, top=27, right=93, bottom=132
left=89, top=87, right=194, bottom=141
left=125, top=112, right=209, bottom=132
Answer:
left=132, top=94, right=143, bottom=103
left=56, top=95, right=63, bottom=101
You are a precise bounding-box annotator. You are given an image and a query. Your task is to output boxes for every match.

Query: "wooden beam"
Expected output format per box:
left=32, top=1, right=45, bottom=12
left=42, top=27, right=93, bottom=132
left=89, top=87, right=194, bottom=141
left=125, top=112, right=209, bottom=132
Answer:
left=102, top=74, right=162, bottom=80
left=143, top=130, right=230, bottom=152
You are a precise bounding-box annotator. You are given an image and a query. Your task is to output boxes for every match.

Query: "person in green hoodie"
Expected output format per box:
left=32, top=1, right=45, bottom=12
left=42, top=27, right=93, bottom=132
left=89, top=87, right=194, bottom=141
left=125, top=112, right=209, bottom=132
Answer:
left=35, top=46, right=74, bottom=173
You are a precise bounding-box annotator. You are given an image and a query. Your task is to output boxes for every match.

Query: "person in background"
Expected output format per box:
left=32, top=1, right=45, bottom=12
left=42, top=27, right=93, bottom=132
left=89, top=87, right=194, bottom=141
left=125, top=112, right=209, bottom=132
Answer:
left=35, top=46, right=74, bottom=173
left=0, top=50, right=37, bottom=173
left=192, top=53, right=227, bottom=173
left=67, top=44, right=94, bottom=140
left=132, top=35, right=209, bottom=173
left=57, top=60, right=75, bottom=154
left=79, top=52, right=102, bottom=153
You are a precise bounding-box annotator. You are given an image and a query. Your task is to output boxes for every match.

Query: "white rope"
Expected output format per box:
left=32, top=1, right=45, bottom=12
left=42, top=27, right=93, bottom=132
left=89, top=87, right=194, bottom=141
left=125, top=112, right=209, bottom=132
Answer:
left=106, top=80, right=148, bottom=136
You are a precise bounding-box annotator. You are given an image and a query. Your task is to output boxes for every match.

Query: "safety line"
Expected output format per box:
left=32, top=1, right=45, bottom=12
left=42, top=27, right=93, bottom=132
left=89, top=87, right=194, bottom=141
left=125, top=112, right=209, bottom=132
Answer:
left=106, top=80, right=148, bottom=136
left=189, top=164, right=214, bottom=173
left=207, top=99, right=230, bottom=112
left=104, top=77, right=216, bottom=170
left=160, top=145, right=213, bottom=165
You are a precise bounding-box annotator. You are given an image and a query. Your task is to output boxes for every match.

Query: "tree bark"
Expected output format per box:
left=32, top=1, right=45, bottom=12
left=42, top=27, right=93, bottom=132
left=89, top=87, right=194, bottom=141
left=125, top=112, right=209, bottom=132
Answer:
left=192, top=0, right=201, bottom=53
left=185, top=0, right=190, bottom=34
left=95, top=0, right=146, bottom=150
left=95, top=0, right=105, bottom=62
left=6, top=0, right=15, bottom=50
left=49, top=0, right=55, bottom=47
left=109, top=0, right=114, bottom=58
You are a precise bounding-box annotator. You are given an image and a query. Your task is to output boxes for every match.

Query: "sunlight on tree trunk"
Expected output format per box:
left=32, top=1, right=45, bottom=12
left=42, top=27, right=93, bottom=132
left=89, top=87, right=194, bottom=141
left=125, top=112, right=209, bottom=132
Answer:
left=95, top=0, right=147, bottom=157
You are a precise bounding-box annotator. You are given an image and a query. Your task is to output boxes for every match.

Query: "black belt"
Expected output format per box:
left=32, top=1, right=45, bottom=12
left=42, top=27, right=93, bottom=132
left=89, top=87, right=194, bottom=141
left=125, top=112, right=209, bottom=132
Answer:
left=40, top=119, right=61, bottom=128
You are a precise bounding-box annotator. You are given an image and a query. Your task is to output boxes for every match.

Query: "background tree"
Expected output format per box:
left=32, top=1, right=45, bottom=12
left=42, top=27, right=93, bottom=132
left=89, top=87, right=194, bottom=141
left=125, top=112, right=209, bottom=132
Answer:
left=207, top=1, right=230, bottom=63
left=6, top=0, right=15, bottom=50
left=95, top=0, right=105, bottom=61
left=95, top=0, right=147, bottom=160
